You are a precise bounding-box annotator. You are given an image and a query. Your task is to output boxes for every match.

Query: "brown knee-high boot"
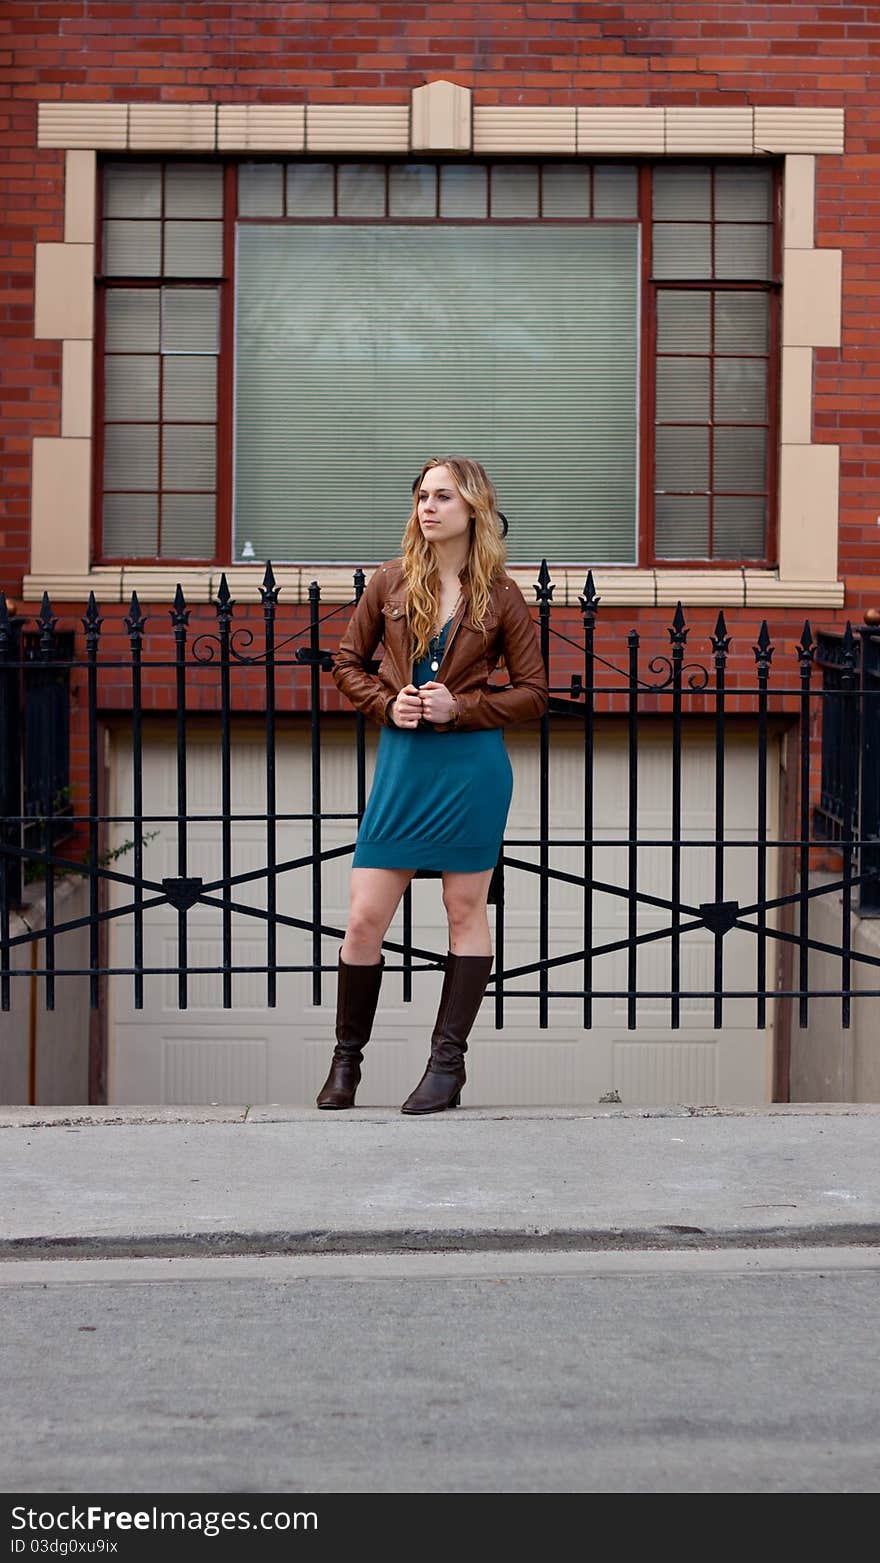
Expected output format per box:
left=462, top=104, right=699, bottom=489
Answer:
left=400, top=952, right=494, bottom=1114
left=316, top=951, right=385, bottom=1109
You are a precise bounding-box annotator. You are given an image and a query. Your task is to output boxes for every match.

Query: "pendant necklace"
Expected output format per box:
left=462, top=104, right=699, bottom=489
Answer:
left=428, top=591, right=462, bottom=672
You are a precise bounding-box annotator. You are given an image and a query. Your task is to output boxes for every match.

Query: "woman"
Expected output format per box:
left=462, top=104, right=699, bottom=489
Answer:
left=318, top=455, right=548, bottom=1114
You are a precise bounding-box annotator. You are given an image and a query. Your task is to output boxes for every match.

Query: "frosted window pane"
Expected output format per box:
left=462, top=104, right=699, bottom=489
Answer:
left=104, top=289, right=160, bottom=352
left=653, top=166, right=711, bottom=220
left=337, top=163, right=385, bottom=216
left=714, top=358, right=767, bottom=423
left=163, top=356, right=217, bottom=421
left=715, top=292, right=769, bottom=354
left=656, top=291, right=710, bottom=353
left=104, top=355, right=159, bottom=421
left=103, top=163, right=161, bottom=218
left=388, top=164, right=436, bottom=217
left=656, top=358, right=709, bottom=423
left=652, top=223, right=712, bottom=279
left=713, top=496, right=766, bottom=557
left=102, top=494, right=158, bottom=556
left=715, top=166, right=773, bottom=222
left=490, top=164, right=538, bottom=218
left=655, top=426, right=709, bottom=491
left=160, top=493, right=215, bottom=558
left=165, top=163, right=223, bottom=218
left=440, top=164, right=487, bottom=217
left=164, top=221, right=223, bottom=276
left=593, top=164, right=637, bottom=218
left=161, top=288, right=220, bottom=353
left=103, top=424, right=158, bottom=490
left=162, top=425, right=216, bottom=489
left=235, top=222, right=639, bottom=563
left=540, top=162, right=590, bottom=217
left=286, top=163, right=334, bottom=216
left=655, top=496, right=709, bottom=558
left=715, top=224, right=772, bottom=280
left=103, top=220, right=161, bottom=275
left=238, top=163, right=284, bottom=217
left=713, top=427, right=767, bottom=492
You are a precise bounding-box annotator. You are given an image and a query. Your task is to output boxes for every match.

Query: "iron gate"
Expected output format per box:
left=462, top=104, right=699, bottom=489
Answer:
left=1, top=563, right=878, bottom=1032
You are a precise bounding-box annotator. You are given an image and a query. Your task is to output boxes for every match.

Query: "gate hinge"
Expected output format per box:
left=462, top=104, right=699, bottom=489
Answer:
left=295, top=647, right=335, bottom=671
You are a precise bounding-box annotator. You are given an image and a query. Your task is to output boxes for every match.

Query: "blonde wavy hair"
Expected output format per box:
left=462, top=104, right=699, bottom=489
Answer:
left=401, top=455, right=508, bottom=662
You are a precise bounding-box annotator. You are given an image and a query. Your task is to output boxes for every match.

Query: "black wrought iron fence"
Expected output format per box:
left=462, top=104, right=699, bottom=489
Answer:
left=1, top=563, right=878, bottom=1030
left=815, top=628, right=876, bottom=841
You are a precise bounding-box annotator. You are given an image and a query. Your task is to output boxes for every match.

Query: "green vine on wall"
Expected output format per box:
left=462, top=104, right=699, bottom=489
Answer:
left=23, top=789, right=160, bottom=887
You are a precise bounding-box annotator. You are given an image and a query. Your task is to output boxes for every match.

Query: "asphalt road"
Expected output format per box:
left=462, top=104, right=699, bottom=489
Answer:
left=1, top=1247, right=878, bottom=1495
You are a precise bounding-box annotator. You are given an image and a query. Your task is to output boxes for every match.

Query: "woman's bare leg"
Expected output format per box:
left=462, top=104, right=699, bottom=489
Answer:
left=341, top=866, right=416, bottom=963
left=318, top=868, right=414, bottom=1109
left=441, top=867, right=494, bottom=956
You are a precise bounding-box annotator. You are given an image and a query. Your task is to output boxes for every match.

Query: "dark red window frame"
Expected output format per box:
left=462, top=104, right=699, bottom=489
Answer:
left=94, top=159, right=232, bottom=568
left=644, top=161, right=782, bottom=569
left=94, top=155, right=782, bottom=571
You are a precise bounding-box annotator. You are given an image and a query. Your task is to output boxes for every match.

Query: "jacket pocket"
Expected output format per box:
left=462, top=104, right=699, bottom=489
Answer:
left=382, top=599, right=405, bottom=620
left=459, top=613, right=499, bottom=664
left=380, top=600, right=411, bottom=680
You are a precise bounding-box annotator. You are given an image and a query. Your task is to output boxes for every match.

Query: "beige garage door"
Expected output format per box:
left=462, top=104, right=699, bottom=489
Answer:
left=107, top=723, right=778, bottom=1107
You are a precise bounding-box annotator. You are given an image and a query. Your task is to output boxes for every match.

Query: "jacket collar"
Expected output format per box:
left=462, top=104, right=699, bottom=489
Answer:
left=386, top=556, right=472, bottom=593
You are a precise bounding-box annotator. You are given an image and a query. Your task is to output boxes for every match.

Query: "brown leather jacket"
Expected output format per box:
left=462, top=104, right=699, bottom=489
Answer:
left=331, top=557, right=549, bottom=732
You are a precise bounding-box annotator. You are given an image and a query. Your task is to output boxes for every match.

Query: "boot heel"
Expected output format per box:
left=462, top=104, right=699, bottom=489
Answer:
left=450, top=1091, right=461, bottom=1108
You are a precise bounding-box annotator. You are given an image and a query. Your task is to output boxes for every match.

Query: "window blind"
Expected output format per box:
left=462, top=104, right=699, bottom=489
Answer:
left=234, top=223, right=639, bottom=565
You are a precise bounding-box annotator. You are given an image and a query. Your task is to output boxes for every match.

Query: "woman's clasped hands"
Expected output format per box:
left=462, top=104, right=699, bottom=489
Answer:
left=391, top=681, right=457, bottom=728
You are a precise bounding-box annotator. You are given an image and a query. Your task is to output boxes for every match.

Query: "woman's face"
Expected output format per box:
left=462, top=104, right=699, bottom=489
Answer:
left=416, top=465, right=472, bottom=546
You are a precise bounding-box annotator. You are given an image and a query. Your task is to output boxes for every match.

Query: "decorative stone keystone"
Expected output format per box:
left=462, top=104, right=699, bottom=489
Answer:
left=411, top=80, right=471, bottom=152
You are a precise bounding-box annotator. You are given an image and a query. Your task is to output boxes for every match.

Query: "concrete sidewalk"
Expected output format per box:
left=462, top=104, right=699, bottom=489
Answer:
left=1, top=1103, right=878, bottom=1258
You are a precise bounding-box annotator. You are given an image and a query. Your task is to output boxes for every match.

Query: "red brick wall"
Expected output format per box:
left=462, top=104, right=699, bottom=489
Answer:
left=2, top=1, right=878, bottom=700
left=3, top=3, right=880, bottom=609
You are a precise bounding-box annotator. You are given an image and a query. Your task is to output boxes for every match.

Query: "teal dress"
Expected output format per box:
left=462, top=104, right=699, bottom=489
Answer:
left=351, top=617, right=514, bottom=872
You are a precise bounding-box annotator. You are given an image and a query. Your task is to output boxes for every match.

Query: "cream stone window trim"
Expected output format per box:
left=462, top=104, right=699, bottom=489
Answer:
left=19, top=567, right=845, bottom=610
left=37, top=97, right=845, bottom=156
left=33, top=241, right=94, bottom=341
left=411, top=80, right=470, bottom=152
left=30, top=439, right=92, bottom=578
left=217, top=105, right=306, bottom=153
left=31, top=95, right=846, bottom=608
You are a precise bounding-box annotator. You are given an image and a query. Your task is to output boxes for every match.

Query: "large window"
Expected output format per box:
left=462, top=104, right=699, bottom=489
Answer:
left=97, top=157, right=778, bottom=567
